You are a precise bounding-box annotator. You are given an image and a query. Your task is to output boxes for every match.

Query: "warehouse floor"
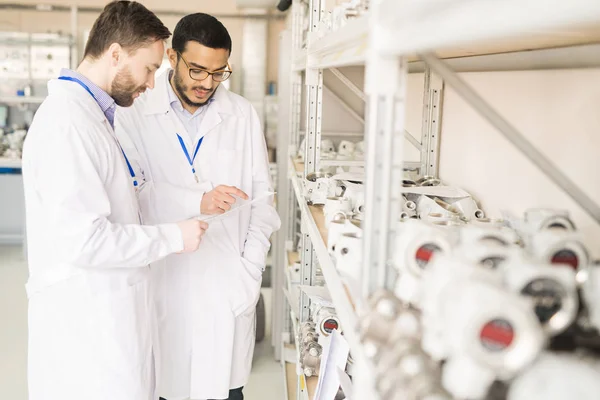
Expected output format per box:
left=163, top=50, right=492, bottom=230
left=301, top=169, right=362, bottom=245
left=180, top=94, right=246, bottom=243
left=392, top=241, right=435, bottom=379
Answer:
left=0, top=245, right=284, bottom=400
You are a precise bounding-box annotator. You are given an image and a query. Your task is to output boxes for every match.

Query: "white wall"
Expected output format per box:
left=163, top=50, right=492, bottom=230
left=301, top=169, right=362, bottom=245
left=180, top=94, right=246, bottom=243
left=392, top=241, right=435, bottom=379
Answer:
left=0, top=0, right=287, bottom=92
left=439, top=69, right=600, bottom=257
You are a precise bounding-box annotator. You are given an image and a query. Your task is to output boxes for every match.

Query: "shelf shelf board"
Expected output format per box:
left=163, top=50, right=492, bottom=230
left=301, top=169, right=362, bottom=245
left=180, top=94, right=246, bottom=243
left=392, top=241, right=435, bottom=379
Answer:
left=292, top=53, right=307, bottom=72
left=294, top=1, right=600, bottom=71
left=292, top=157, right=420, bottom=174
left=289, top=164, right=361, bottom=354
left=308, top=205, right=329, bottom=247
left=377, top=0, right=600, bottom=60
left=0, top=96, right=45, bottom=105
left=305, top=374, right=318, bottom=400
left=285, top=362, right=298, bottom=400
left=306, top=15, right=369, bottom=70
left=0, top=157, right=22, bottom=168
left=288, top=250, right=300, bottom=266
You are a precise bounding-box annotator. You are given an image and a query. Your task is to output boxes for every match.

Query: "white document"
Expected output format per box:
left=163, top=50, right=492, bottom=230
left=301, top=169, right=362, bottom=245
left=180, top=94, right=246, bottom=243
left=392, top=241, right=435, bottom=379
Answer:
left=198, top=191, right=275, bottom=224
left=314, top=329, right=350, bottom=400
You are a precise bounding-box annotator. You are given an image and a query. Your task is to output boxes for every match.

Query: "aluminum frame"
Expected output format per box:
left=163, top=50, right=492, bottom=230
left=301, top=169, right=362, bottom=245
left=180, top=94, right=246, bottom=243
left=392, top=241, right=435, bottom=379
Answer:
left=420, top=68, right=444, bottom=177
left=362, top=54, right=409, bottom=296
left=330, top=67, right=367, bottom=101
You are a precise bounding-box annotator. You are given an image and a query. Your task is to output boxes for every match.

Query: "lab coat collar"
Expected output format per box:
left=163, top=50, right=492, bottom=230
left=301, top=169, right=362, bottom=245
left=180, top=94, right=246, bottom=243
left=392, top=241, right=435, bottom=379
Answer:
left=144, top=69, right=242, bottom=118
left=48, top=78, right=107, bottom=124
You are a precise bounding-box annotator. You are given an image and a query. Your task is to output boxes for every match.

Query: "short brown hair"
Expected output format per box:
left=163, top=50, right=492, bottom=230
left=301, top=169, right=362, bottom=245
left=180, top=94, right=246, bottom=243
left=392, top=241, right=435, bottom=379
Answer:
left=83, top=1, right=171, bottom=59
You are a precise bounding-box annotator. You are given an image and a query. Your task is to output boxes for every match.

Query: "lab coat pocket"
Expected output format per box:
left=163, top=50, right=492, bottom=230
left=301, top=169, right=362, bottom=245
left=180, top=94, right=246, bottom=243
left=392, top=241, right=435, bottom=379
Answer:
left=90, top=280, right=153, bottom=382
left=213, top=149, right=243, bottom=186
left=230, top=257, right=263, bottom=317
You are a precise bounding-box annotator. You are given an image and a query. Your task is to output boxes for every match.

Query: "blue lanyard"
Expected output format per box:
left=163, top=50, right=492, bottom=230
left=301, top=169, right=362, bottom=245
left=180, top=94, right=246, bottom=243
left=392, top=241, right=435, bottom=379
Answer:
left=177, top=134, right=204, bottom=182
left=58, top=76, right=96, bottom=99
left=58, top=75, right=138, bottom=187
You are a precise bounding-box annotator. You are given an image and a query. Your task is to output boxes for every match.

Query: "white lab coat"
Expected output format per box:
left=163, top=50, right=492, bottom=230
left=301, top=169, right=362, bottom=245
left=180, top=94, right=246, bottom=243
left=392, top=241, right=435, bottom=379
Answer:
left=22, top=78, right=184, bottom=400
left=115, top=70, right=280, bottom=400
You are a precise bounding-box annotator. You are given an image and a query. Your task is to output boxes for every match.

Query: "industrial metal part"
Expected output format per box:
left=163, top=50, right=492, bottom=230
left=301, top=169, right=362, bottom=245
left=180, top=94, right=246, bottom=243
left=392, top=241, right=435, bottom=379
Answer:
left=503, top=260, right=578, bottom=336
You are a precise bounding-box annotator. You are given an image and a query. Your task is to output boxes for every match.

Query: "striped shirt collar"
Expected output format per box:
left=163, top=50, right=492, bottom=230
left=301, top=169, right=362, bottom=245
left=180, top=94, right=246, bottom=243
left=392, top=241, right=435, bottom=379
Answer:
left=59, top=68, right=116, bottom=127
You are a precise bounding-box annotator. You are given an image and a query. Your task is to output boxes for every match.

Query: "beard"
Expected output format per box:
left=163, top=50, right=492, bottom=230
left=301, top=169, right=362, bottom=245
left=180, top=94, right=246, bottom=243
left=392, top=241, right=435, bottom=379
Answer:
left=111, top=65, right=145, bottom=107
left=172, top=69, right=216, bottom=108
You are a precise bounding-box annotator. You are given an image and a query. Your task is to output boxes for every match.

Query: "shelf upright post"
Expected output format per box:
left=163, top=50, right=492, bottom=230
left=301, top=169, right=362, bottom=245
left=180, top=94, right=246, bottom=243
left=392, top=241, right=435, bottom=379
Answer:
left=274, top=27, right=295, bottom=362
left=298, top=1, right=323, bottom=397
left=290, top=0, right=304, bottom=153
left=362, top=0, right=408, bottom=297
left=275, top=0, right=306, bottom=363
left=420, top=68, right=444, bottom=177
left=303, top=0, right=324, bottom=178
left=298, top=0, right=323, bottom=321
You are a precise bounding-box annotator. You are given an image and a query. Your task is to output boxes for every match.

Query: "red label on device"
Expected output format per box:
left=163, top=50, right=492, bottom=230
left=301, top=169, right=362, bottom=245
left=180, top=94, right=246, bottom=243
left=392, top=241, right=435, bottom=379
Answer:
left=415, top=243, right=442, bottom=269
left=322, top=319, right=339, bottom=334
left=551, top=249, right=579, bottom=270
left=479, top=319, right=515, bottom=352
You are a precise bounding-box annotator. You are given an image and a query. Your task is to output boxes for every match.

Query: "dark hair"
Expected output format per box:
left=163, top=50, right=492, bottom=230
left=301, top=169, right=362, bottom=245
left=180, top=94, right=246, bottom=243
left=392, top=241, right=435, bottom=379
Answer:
left=84, top=1, right=171, bottom=59
left=172, top=13, right=232, bottom=55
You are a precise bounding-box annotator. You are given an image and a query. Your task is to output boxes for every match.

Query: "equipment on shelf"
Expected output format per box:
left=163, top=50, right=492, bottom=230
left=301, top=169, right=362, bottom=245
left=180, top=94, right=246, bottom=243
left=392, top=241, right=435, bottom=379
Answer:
left=301, top=341, right=322, bottom=377
left=523, top=208, right=576, bottom=232
left=454, top=225, right=521, bottom=270
left=311, top=302, right=342, bottom=339
left=0, top=127, right=26, bottom=159
left=393, top=219, right=454, bottom=306
left=304, top=172, right=336, bottom=205
left=331, top=0, right=370, bottom=31
left=324, top=196, right=353, bottom=227
left=350, top=207, right=597, bottom=400
left=400, top=196, right=417, bottom=220
left=503, top=260, right=578, bottom=336
left=580, top=261, right=600, bottom=332
left=422, top=260, right=545, bottom=400
left=447, top=196, right=485, bottom=221
left=358, top=290, right=450, bottom=400
left=298, top=321, right=323, bottom=377
left=297, top=138, right=367, bottom=163
left=416, top=195, right=460, bottom=221
left=333, top=231, right=362, bottom=296
left=296, top=303, right=344, bottom=378
left=337, top=140, right=355, bottom=158
left=507, top=352, right=600, bottom=400
left=327, top=217, right=361, bottom=256
left=524, top=230, right=589, bottom=271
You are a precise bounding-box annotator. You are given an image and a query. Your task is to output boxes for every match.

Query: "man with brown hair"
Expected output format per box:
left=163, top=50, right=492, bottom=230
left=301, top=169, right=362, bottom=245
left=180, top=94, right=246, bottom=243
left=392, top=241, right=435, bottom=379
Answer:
left=22, top=2, right=208, bottom=400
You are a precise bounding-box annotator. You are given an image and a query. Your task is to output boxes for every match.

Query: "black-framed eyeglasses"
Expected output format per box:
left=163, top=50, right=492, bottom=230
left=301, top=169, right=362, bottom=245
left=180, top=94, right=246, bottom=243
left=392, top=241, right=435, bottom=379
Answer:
left=177, top=52, right=232, bottom=82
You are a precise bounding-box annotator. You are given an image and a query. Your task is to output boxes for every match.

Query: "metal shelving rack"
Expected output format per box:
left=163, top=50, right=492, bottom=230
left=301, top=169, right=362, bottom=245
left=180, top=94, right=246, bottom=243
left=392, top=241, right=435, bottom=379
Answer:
left=274, top=0, right=600, bottom=399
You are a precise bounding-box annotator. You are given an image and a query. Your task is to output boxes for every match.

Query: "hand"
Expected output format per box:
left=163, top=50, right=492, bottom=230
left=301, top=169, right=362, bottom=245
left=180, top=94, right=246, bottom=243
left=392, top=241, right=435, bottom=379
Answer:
left=201, top=185, right=249, bottom=215
left=177, top=219, right=208, bottom=253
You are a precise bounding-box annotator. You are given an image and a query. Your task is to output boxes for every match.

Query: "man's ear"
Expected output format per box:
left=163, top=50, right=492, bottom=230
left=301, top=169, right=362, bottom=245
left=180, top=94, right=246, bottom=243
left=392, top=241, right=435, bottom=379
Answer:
left=166, top=48, right=178, bottom=69
left=107, top=43, right=123, bottom=66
